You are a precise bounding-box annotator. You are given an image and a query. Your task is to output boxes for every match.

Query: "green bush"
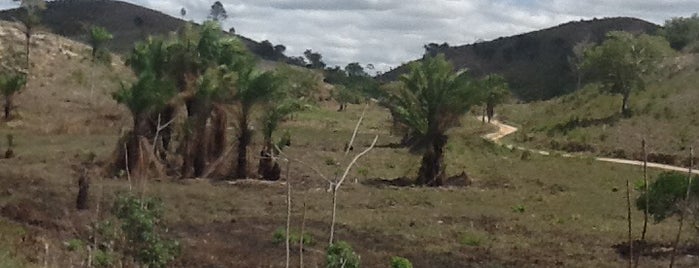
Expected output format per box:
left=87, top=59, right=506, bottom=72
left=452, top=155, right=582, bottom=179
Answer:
left=93, top=249, right=114, bottom=268
left=459, top=232, right=484, bottom=247
left=327, top=241, right=360, bottom=268
left=636, top=172, right=699, bottom=222
left=65, top=238, right=84, bottom=252
left=113, top=194, right=180, bottom=268
left=272, top=227, right=314, bottom=246
left=390, top=256, right=413, bottom=268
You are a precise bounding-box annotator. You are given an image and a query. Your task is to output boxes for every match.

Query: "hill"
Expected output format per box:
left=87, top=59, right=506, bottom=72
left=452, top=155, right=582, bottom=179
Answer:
left=499, top=53, right=699, bottom=166
left=0, top=17, right=697, bottom=268
left=378, top=17, right=659, bottom=101
left=0, top=0, right=291, bottom=62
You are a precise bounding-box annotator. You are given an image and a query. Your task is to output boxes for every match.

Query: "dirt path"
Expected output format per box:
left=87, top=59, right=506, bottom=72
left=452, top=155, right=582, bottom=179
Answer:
left=481, top=117, right=699, bottom=175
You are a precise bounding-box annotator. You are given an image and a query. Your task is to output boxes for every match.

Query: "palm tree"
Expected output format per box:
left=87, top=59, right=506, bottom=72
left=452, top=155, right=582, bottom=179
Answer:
left=114, top=38, right=176, bottom=175
left=231, top=65, right=281, bottom=179
left=88, top=26, right=113, bottom=62
left=384, top=54, right=484, bottom=186
left=481, top=74, right=509, bottom=123
left=88, top=26, right=113, bottom=101
left=15, top=0, right=46, bottom=76
left=0, top=73, right=26, bottom=120
left=258, top=99, right=301, bottom=180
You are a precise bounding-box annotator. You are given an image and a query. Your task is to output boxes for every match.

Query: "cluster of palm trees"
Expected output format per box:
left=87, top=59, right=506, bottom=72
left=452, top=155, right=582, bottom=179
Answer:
left=112, top=22, right=308, bottom=180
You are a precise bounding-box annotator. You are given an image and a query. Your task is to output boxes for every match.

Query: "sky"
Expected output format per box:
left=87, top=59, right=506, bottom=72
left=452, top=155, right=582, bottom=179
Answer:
left=2, top=0, right=698, bottom=73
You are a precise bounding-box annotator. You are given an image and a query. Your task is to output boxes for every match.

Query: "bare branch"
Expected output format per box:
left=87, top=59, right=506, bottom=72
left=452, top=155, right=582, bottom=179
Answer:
left=275, top=144, right=332, bottom=185
left=335, top=135, right=378, bottom=190
left=345, top=103, right=369, bottom=156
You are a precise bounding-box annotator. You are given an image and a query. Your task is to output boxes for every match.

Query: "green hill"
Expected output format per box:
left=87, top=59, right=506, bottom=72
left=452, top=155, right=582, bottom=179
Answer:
left=499, top=53, right=699, bottom=166
left=379, top=17, right=658, bottom=101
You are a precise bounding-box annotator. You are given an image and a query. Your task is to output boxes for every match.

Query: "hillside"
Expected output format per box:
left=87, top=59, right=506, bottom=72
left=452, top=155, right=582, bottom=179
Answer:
left=379, top=17, right=659, bottom=101
left=0, top=0, right=290, bottom=61
left=499, top=53, right=699, bottom=166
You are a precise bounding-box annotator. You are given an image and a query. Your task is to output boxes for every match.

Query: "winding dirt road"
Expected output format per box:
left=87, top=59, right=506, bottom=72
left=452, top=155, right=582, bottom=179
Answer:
left=481, top=117, right=699, bottom=175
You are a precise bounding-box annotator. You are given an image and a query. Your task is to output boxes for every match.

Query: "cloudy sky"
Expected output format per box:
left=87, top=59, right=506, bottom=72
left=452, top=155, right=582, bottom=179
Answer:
left=2, top=0, right=698, bottom=72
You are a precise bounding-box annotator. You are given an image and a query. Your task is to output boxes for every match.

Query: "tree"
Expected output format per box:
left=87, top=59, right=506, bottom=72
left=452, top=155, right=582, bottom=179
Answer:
left=231, top=66, right=282, bottom=179
left=636, top=171, right=699, bottom=222
left=568, top=40, right=592, bottom=90
left=180, top=7, right=187, bottom=18
left=88, top=26, right=113, bottom=62
left=13, top=0, right=46, bottom=78
left=480, top=74, right=509, bottom=123
left=228, top=27, right=235, bottom=34
left=583, top=31, right=673, bottom=116
left=209, top=1, right=228, bottom=21
left=660, top=14, right=699, bottom=51
left=383, top=54, right=484, bottom=186
left=344, top=62, right=367, bottom=77
left=258, top=100, right=301, bottom=180
left=0, top=74, right=26, bottom=120
left=304, top=49, right=326, bottom=69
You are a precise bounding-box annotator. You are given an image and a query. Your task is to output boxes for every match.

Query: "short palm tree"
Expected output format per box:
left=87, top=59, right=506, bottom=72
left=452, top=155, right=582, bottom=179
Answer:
left=0, top=73, right=26, bottom=120
left=384, top=54, right=484, bottom=186
left=481, top=74, right=509, bottom=123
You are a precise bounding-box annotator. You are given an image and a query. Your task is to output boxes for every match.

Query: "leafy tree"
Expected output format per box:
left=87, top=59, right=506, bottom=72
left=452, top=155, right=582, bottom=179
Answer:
left=345, top=62, right=367, bottom=77
left=583, top=31, right=673, bottom=116
left=568, top=41, right=592, bottom=90
left=304, top=49, right=326, bottom=69
left=383, top=54, right=484, bottom=186
left=209, top=1, right=228, bottom=21
left=391, top=256, right=413, bottom=268
left=88, top=26, right=113, bottom=63
left=180, top=7, right=187, bottom=18
left=326, top=241, right=360, bottom=268
left=660, top=14, right=699, bottom=51
left=636, top=172, right=699, bottom=222
left=0, top=74, right=26, bottom=120
left=112, top=194, right=180, bottom=267
left=480, top=74, right=509, bottom=123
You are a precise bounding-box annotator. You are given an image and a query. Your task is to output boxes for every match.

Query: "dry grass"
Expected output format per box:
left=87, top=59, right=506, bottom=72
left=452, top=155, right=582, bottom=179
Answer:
left=0, top=23, right=698, bottom=267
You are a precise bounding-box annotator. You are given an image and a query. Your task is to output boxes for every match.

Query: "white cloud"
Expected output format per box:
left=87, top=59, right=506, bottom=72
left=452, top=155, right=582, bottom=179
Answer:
left=1, top=0, right=697, bottom=73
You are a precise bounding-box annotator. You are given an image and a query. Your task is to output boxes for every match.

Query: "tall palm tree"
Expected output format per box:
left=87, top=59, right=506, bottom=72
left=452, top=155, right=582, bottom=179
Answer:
left=14, top=0, right=46, bottom=77
left=231, top=65, right=281, bottom=179
left=384, top=54, right=484, bottom=186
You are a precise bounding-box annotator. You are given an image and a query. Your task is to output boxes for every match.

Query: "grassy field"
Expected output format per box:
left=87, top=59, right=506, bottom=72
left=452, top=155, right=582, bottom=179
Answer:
left=499, top=53, right=699, bottom=165
left=1, top=22, right=699, bottom=267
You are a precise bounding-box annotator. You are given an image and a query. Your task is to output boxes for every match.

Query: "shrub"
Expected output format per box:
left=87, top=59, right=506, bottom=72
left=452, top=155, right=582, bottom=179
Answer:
left=112, top=194, right=180, bottom=268
left=65, top=238, right=84, bottom=252
left=326, top=241, right=360, bottom=268
left=272, top=227, right=314, bottom=246
left=390, top=256, right=413, bottom=268
left=93, top=249, right=114, bottom=268
left=636, top=172, right=699, bottom=222
left=459, top=232, right=484, bottom=247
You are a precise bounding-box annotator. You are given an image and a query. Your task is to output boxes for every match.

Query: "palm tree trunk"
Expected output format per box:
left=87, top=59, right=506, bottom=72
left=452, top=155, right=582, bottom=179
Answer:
left=4, top=95, right=12, bottom=120
left=416, top=134, right=447, bottom=186
left=235, top=108, right=251, bottom=179
left=622, top=92, right=630, bottom=116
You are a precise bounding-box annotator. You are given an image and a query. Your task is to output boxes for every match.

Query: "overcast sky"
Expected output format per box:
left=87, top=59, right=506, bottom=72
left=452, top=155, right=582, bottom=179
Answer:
left=2, top=0, right=698, bottom=73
